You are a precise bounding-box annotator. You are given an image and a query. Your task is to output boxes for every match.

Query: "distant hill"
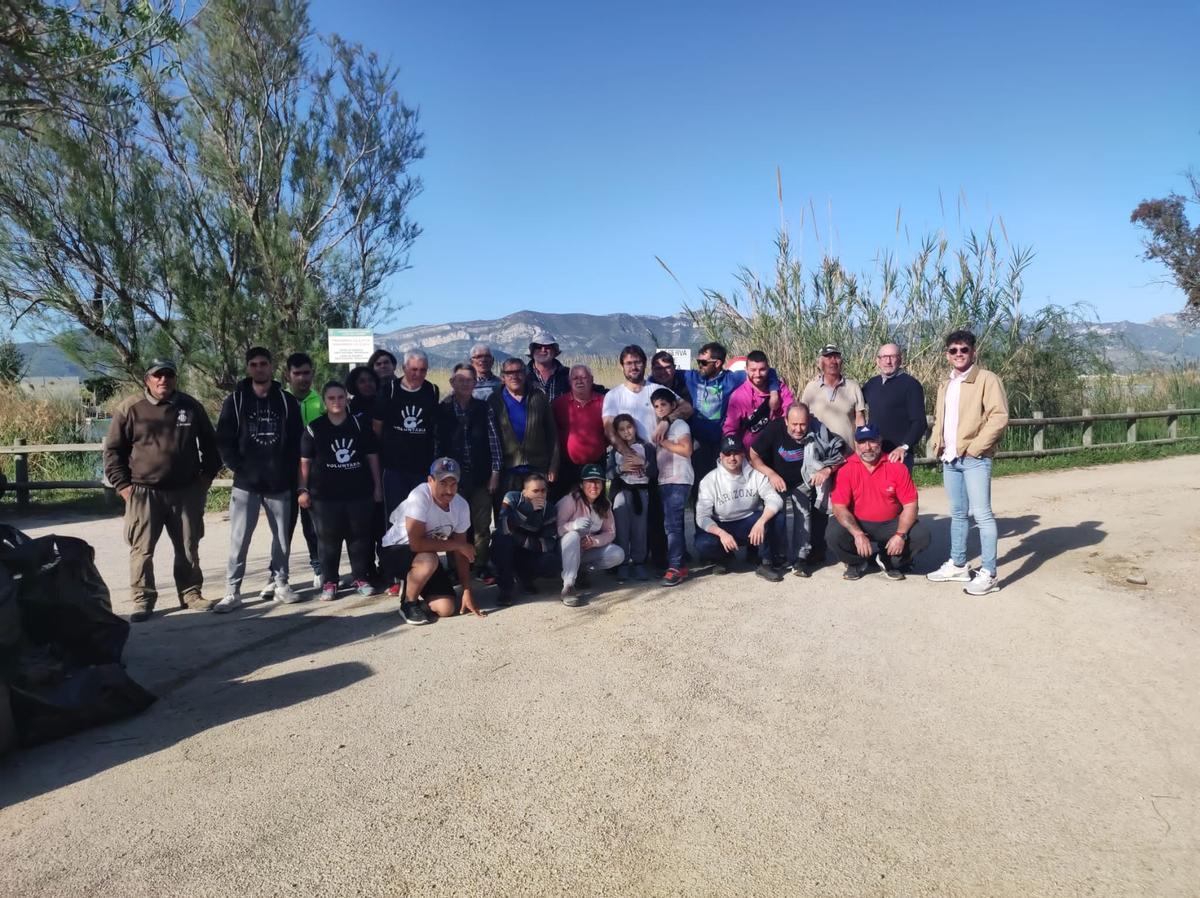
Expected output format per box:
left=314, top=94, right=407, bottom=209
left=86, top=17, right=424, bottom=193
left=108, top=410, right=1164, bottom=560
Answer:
left=10, top=311, right=1200, bottom=375
left=1084, top=314, right=1200, bottom=371
left=377, top=309, right=703, bottom=365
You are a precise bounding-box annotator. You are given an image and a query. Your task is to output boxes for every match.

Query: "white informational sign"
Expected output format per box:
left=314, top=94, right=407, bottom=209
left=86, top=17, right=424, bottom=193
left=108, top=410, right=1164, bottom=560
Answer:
left=327, top=328, right=375, bottom=364
left=659, top=347, right=691, bottom=369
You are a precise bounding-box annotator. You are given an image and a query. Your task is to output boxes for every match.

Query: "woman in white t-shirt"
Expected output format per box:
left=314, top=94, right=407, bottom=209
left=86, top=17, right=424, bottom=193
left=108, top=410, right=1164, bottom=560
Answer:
left=554, top=464, right=624, bottom=607
left=651, top=388, right=694, bottom=587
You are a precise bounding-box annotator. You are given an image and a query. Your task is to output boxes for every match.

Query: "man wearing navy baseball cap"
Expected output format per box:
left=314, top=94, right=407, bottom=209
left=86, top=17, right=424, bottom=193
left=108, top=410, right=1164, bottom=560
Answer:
left=380, top=456, right=486, bottom=624
left=826, top=423, right=930, bottom=580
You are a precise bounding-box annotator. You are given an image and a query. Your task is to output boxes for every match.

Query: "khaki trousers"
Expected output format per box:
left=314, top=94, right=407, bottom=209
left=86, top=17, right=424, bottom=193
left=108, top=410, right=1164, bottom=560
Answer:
left=123, top=480, right=208, bottom=609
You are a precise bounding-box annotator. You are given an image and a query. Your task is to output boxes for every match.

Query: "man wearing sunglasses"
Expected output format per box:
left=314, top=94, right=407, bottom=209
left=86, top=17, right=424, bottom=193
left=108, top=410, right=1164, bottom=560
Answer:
left=525, top=332, right=571, bottom=402
left=927, top=330, right=1009, bottom=596
left=682, top=341, right=780, bottom=491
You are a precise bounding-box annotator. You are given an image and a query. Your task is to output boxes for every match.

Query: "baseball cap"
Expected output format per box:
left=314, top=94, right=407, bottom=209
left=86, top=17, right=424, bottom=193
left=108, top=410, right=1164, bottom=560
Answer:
left=580, top=463, right=605, bottom=482
left=429, top=457, right=462, bottom=481
left=719, top=435, right=743, bottom=455
left=854, top=424, right=881, bottom=442
left=818, top=344, right=842, bottom=357
left=146, top=358, right=177, bottom=375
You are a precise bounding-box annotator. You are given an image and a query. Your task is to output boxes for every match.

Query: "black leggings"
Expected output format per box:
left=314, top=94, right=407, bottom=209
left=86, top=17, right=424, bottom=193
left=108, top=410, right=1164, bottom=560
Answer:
left=311, top=497, right=375, bottom=583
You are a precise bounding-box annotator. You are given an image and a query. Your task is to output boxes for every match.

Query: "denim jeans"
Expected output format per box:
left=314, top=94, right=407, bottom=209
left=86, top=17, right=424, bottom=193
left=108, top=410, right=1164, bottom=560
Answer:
left=780, top=485, right=829, bottom=564
left=693, top=508, right=784, bottom=566
left=658, top=483, right=690, bottom=569
left=942, top=456, right=997, bottom=574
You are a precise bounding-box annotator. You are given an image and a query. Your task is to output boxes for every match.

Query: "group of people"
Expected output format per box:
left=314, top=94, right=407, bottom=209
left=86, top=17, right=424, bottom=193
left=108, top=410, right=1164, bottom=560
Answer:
left=101, top=327, right=1010, bottom=624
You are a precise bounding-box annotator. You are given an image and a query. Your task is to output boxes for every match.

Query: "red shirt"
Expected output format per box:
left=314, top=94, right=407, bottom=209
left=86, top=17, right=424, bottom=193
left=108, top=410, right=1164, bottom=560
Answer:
left=553, top=391, right=606, bottom=466
left=830, top=454, right=917, bottom=522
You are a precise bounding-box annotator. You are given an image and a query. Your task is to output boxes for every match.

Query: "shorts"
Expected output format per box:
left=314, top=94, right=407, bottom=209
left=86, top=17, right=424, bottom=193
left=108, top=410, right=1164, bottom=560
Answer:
left=381, top=545, right=460, bottom=607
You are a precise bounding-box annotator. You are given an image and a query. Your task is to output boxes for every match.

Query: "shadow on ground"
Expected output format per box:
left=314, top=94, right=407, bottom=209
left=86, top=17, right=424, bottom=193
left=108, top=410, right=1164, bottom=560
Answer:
left=0, top=595, right=402, bottom=807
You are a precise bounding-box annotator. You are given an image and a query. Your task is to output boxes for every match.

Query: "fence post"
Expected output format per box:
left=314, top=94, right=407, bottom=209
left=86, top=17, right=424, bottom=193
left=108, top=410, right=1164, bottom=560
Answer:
left=1032, top=411, right=1044, bottom=453
left=1082, top=408, right=1093, bottom=447
left=1167, top=403, right=1178, bottom=440
left=13, top=438, right=29, bottom=508
left=1126, top=406, right=1137, bottom=444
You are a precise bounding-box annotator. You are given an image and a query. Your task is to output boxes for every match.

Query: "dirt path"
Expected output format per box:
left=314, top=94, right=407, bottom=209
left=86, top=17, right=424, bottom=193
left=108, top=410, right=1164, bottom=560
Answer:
left=2, top=456, right=1198, bottom=897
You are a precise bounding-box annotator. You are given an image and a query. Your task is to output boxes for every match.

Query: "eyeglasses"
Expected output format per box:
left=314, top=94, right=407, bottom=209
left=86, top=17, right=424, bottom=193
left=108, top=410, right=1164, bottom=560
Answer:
left=502, top=369, right=525, bottom=377
left=946, top=347, right=972, bottom=356
left=148, top=371, right=176, bottom=379
left=876, top=354, right=900, bottom=360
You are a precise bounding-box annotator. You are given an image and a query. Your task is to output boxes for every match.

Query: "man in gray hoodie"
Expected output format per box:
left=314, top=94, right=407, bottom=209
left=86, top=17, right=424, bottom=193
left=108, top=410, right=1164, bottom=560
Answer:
left=694, top=435, right=785, bottom=581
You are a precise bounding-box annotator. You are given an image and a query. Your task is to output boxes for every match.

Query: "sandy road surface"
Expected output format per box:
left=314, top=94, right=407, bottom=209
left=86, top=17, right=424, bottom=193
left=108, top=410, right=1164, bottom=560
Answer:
left=1, top=456, right=1199, bottom=897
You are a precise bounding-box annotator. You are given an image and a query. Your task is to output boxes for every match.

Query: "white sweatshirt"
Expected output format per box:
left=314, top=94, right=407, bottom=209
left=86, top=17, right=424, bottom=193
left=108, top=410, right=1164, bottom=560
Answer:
left=695, top=461, right=783, bottom=531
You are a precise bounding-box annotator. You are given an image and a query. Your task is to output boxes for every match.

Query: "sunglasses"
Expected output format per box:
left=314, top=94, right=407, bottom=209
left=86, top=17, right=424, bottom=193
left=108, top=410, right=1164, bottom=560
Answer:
left=946, top=347, right=972, bottom=356
left=502, top=369, right=525, bottom=377
left=696, top=359, right=717, bottom=368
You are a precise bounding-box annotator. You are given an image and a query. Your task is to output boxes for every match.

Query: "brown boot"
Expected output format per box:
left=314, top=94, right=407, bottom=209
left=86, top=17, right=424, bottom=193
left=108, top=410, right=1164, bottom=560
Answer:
left=181, top=593, right=216, bottom=611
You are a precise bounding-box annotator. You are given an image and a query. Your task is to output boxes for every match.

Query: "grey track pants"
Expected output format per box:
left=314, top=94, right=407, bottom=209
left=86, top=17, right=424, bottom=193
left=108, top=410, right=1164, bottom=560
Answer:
left=612, top=488, right=649, bottom=565
left=226, top=487, right=292, bottom=594
left=560, top=530, right=624, bottom=588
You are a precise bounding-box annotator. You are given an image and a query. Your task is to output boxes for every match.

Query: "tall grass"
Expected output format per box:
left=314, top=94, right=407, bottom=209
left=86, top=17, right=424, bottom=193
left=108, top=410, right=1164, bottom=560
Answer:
left=0, top=387, right=98, bottom=492
left=682, top=223, right=1109, bottom=422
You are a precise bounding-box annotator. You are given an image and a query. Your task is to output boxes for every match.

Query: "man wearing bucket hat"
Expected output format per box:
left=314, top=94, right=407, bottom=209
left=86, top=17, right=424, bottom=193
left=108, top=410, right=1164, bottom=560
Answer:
left=827, top=423, right=930, bottom=580
left=103, top=358, right=222, bottom=621
left=526, top=331, right=571, bottom=403
left=380, top=457, right=485, bottom=624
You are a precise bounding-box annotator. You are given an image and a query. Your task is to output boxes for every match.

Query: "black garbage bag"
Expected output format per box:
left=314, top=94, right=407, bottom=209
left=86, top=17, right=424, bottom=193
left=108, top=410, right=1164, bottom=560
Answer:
left=0, top=562, right=21, bottom=665
left=8, top=657, right=156, bottom=748
left=1, top=534, right=129, bottom=665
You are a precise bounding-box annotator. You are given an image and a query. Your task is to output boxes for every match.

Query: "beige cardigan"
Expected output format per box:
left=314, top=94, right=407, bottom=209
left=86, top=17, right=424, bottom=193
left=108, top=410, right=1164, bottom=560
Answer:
left=929, top=366, right=1010, bottom=459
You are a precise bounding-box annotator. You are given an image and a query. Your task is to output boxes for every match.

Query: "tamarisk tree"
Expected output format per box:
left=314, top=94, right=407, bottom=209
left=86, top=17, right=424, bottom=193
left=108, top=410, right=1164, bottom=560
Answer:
left=0, top=0, right=423, bottom=393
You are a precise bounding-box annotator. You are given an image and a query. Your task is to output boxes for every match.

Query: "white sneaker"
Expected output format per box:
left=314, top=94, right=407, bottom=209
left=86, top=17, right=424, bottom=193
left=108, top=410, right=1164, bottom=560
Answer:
left=312, top=571, right=323, bottom=589
left=212, top=593, right=243, bottom=614
left=964, top=569, right=1000, bottom=596
left=927, top=560, right=972, bottom=582
left=258, top=584, right=275, bottom=601
left=274, top=583, right=303, bottom=604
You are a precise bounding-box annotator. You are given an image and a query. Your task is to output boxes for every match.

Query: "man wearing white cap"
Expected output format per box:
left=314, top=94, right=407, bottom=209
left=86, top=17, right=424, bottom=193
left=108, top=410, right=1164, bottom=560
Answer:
left=526, top=332, right=571, bottom=402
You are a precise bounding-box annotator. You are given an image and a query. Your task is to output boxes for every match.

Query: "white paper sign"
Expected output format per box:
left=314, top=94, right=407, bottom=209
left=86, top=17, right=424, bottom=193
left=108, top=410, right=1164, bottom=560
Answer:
left=658, top=347, right=691, bottom=369
left=327, top=328, right=375, bottom=364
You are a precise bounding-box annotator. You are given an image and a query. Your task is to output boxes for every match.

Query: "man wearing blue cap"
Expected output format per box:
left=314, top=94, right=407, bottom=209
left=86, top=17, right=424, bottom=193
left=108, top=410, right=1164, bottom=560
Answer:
left=380, top=457, right=486, bottom=624
left=827, top=424, right=930, bottom=580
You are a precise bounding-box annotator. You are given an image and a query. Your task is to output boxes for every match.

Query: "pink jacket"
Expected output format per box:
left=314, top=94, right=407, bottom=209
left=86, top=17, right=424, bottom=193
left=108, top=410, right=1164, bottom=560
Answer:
left=555, top=493, right=616, bottom=546
left=723, top=378, right=796, bottom=450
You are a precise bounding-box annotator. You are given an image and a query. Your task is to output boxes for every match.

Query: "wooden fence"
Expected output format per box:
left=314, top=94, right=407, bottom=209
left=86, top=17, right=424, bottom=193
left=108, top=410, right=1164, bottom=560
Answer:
left=1, top=406, right=1197, bottom=506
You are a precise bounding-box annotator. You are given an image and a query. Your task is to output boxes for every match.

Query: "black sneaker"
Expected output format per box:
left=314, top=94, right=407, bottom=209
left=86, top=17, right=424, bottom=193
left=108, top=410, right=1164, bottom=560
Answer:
left=711, top=561, right=729, bottom=575
left=129, top=603, right=153, bottom=622
left=842, top=563, right=867, bottom=581
left=401, top=602, right=434, bottom=625
left=755, top=563, right=783, bottom=583
left=496, top=588, right=514, bottom=607
left=876, top=556, right=905, bottom=581
left=792, top=563, right=812, bottom=578
left=561, top=584, right=585, bottom=607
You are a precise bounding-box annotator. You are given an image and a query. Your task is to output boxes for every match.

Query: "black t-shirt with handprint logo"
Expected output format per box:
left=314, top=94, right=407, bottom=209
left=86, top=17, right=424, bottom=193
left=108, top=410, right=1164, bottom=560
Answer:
left=372, top=379, right=439, bottom=475
left=301, top=414, right=379, bottom=500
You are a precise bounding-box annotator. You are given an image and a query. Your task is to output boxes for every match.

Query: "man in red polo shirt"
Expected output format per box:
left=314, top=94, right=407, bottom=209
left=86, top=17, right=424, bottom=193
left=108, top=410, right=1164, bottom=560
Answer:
left=552, top=364, right=606, bottom=501
left=827, top=424, right=930, bottom=581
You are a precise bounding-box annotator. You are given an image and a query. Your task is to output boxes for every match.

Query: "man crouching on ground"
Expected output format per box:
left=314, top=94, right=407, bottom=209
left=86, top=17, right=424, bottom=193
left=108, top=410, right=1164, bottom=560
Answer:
left=380, top=457, right=486, bottom=624
left=694, top=435, right=785, bottom=581
left=827, top=424, right=930, bottom=580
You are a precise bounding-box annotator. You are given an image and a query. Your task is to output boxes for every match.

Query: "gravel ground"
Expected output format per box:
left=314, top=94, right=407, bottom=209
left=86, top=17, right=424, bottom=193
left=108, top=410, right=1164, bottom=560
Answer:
left=1, top=456, right=1198, bottom=897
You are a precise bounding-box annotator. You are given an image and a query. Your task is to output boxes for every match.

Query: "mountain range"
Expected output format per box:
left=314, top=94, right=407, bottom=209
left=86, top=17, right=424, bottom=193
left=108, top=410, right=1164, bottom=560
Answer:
left=13, top=310, right=1200, bottom=376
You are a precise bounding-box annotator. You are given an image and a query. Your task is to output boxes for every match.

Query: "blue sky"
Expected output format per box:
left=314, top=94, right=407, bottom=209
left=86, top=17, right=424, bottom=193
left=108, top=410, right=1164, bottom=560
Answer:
left=308, top=1, right=1200, bottom=331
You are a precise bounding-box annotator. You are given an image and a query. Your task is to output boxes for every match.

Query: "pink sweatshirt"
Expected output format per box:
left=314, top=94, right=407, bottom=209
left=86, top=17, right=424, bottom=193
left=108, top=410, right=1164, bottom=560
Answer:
left=554, top=493, right=617, bottom=546
left=723, top=378, right=796, bottom=450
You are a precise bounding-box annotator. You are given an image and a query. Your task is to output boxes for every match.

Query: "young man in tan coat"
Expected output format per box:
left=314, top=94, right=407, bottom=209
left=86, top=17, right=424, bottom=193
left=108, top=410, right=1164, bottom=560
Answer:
left=926, top=330, right=1009, bottom=595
